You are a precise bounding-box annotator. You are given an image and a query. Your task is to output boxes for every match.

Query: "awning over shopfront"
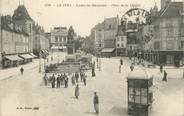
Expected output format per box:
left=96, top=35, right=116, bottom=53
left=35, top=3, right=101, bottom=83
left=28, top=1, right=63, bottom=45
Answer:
left=101, top=48, right=115, bottom=53
left=44, top=50, right=49, bottom=54
left=5, top=55, right=23, bottom=61
left=19, top=54, right=33, bottom=59
left=51, top=46, right=59, bottom=50
left=41, top=50, right=49, bottom=55
left=29, top=53, right=37, bottom=58
left=51, top=46, right=66, bottom=50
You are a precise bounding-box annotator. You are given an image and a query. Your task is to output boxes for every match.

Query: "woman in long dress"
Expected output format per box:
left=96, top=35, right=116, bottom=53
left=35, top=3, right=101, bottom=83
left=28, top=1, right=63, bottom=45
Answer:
left=93, top=92, right=99, bottom=114
left=75, top=84, right=79, bottom=99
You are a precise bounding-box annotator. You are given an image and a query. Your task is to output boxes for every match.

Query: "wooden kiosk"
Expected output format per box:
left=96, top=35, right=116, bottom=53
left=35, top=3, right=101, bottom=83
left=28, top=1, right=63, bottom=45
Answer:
left=127, top=69, right=153, bottom=116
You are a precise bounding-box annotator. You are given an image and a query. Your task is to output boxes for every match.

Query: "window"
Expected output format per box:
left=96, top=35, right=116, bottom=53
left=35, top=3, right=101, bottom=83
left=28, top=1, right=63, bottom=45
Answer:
left=154, top=41, right=160, bottom=49
left=64, top=37, right=66, bottom=42
left=121, top=44, right=124, bottom=48
left=109, top=25, right=111, bottom=29
left=117, top=44, right=120, bottom=47
left=166, top=55, right=174, bottom=64
left=167, top=28, right=174, bottom=36
left=117, top=38, right=120, bottom=41
left=59, top=37, right=62, bottom=42
left=55, top=36, right=58, bottom=42
left=166, top=40, right=174, bottom=50
left=181, top=41, right=184, bottom=48
left=121, top=37, right=124, bottom=41
left=29, top=24, right=32, bottom=33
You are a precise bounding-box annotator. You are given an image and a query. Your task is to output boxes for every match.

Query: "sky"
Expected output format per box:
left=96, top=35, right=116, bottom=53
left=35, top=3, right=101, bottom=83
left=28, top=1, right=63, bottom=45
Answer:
left=0, top=0, right=164, bottom=36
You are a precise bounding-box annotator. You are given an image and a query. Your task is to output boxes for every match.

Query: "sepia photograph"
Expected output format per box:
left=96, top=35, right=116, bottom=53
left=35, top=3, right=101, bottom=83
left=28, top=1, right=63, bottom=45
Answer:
left=0, top=0, right=184, bottom=116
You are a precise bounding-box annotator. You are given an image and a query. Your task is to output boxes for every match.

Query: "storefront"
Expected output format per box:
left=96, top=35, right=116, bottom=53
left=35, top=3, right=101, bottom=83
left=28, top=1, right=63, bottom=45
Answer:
left=3, top=55, right=24, bottom=68
left=29, top=53, right=37, bottom=58
left=19, top=54, right=34, bottom=64
left=116, top=48, right=126, bottom=56
left=101, top=48, right=115, bottom=57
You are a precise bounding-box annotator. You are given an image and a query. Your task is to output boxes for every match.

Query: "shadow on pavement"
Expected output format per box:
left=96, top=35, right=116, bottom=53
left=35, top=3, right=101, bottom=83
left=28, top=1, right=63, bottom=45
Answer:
left=109, top=106, right=128, bottom=116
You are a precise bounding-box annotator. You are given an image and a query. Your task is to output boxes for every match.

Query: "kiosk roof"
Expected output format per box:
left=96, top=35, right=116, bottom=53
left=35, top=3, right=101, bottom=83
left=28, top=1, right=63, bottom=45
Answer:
left=127, top=69, right=152, bottom=80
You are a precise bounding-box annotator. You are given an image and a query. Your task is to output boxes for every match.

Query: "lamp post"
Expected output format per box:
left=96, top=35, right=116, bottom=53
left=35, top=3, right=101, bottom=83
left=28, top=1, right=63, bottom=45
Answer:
left=99, top=55, right=101, bottom=71
left=39, top=51, right=41, bottom=73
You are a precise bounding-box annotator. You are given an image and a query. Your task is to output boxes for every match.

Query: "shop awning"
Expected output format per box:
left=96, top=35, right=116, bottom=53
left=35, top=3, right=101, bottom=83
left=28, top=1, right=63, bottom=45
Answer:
left=41, top=50, right=49, bottom=55
left=101, top=48, right=115, bottom=53
left=29, top=53, right=37, bottom=58
left=44, top=50, right=49, bottom=54
left=51, top=46, right=59, bottom=49
left=19, top=54, right=33, bottom=59
left=5, top=55, right=23, bottom=61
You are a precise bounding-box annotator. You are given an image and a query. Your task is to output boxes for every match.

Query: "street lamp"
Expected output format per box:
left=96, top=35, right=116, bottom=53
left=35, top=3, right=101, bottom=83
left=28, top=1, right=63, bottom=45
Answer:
left=99, top=55, right=101, bottom=71
left=39, top=51, right=41, bottom=73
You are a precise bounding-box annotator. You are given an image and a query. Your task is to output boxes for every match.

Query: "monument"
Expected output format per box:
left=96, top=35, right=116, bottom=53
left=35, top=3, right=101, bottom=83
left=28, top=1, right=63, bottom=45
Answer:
left=67, top=26, right=75, bottom=54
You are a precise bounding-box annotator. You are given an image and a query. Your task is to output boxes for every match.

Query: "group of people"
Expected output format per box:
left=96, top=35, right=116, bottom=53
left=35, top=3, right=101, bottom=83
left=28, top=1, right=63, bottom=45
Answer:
left=43, top=73, right=69, bottom=88
left=43, top=71, right=99, bottom=114
left=43, top=71, right=87, bottom=88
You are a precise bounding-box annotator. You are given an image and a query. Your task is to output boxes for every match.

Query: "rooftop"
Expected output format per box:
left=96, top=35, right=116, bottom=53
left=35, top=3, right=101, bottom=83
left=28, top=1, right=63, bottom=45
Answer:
left=12, top=5, right=32, bottom=21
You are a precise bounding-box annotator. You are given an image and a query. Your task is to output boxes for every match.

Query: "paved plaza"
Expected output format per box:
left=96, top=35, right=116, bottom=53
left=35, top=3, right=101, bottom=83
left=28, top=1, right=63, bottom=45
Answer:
left=0, top=53, right=184, bottom=116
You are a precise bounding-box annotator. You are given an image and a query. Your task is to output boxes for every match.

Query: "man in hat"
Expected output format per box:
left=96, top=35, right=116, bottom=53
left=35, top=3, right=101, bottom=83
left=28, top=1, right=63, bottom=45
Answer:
left=93, top=92, right=99, bottom=114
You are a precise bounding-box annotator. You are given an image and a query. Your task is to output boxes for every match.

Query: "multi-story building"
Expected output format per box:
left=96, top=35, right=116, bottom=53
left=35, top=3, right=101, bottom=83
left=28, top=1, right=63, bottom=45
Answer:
left=103, top=17, right=119, bottom=49
left=33, top=24, right=50, bottom=57
left=1, top=15, right=32, bottom=67
left=116, top=24, right=127, bottom=56
left=12, top=5, right=34, bottom=53
left=140, top=0, right=184, bottom=66
left=50, top=27, right=68, bottom=51
left=91, top=16, right=119, bottom=57
left=92, top=23, right=105, bottom=50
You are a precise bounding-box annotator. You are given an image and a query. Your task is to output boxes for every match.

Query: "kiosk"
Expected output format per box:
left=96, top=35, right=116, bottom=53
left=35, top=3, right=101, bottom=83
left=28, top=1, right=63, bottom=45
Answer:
left=127, top=69, right=153, bottom=116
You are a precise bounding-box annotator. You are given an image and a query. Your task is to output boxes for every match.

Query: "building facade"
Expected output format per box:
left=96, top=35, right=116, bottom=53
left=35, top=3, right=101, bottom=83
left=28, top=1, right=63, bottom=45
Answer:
left=50, top=27, right=68, bottom=51
left=1, top=15, right=32, bottom=67
left=139, top=0, right=184, bottom=66
left=33, top=24, right=50, bottom=56
left=91, top=16, right=119, bottom=56
left=12, top=5, right=34, bottom=53
left=0, top=4, right=42, bottom=68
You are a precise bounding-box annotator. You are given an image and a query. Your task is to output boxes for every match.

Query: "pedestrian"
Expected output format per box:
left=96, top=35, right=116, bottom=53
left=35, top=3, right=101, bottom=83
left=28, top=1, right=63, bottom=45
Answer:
left=93, top=92, right=99, bottom=114
left=92, top=64, right=96, bottom=77
left=43, top=74, right=48, bottom=86
left=71, top=74, right=76, bottom=85
left=83, top=73, right=87, bottom=86
left=75, top=72, right=79, bottom=83
left=20, top=67, right=24, bottom=75
left=160, top=64, right=163, bottom=73
left=61, top=74, right=65, bottom=86
left=120, top=58, right=123, bottom=65
left=75, top=84, right=79, bottom=99
left=162, top=70, right=167, bottom=82
left=64, top=76, right=69, bottom=88
left=80, top=71, right=83, bottom=82
left=51, top=74, right=56, bottom=88
left=56, top=75, right=61, bottom=88
left=119, top=64, right=121, bottom=73
left=130, top=64, right=134, bottom=71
